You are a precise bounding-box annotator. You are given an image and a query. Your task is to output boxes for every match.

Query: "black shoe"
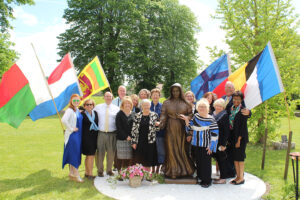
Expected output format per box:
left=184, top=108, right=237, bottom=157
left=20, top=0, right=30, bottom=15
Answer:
left=107, top=171, right=114, bottom=176
left=200, top=182, right=211, bottom=188
left=98, top=172, right=104, bottom=177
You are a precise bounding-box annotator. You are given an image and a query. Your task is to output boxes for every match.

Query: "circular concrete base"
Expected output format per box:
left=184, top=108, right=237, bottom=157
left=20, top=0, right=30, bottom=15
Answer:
left=94, top=166, right=266, bottom=200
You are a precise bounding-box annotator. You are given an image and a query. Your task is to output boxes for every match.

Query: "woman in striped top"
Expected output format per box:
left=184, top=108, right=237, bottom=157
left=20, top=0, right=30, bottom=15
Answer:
left=182, top=98, right=219, bottom=188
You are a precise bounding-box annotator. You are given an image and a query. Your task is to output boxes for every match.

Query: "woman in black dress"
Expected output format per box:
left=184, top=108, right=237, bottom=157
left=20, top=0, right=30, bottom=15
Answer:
left=115, top=96, right=135, bottom=171
left=81, top=99, right=99, bottom=179
left=229, top=91, right=249, bottom=185
left=131, top=99, right=160, bottom=170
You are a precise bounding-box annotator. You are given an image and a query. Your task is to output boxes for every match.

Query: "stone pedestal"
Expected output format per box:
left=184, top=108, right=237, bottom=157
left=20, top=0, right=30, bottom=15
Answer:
left=272, top=141, right=295, bottom=150
left=164, top=177, right=197, bottom=184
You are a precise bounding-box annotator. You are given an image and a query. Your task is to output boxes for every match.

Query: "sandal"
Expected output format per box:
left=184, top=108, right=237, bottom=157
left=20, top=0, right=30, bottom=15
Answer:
left=234, top=180, right=245, bottom=185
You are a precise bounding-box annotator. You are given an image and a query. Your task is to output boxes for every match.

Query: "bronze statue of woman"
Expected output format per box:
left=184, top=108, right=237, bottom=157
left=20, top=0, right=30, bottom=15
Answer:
left=160, top=83, right=195, bottom=179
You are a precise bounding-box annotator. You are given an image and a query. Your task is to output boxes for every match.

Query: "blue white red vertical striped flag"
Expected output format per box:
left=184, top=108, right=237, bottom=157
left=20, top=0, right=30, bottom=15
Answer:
left=244, top=42, right=284, bottom=109
left=191, top=54, right=230, bottom=100
left=29, top=53, right=82, bottom=121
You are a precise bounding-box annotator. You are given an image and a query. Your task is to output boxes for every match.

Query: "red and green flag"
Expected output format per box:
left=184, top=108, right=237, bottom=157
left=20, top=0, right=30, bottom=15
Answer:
left=0, top=52, right=50, bottom=128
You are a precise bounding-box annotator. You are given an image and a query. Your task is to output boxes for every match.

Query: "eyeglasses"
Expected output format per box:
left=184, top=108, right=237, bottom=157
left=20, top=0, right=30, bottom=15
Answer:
left=85, top=104, right=93, bottom=106
left=72, top=99, right=80, bottom=103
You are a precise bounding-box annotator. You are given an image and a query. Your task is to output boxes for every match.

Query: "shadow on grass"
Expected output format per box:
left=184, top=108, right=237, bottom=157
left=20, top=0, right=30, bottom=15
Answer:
left=0, top=169, right=102, bottom=199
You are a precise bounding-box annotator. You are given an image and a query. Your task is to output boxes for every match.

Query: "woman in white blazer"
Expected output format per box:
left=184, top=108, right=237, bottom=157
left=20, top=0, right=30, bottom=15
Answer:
left=62, top=94, right=83, bottom=183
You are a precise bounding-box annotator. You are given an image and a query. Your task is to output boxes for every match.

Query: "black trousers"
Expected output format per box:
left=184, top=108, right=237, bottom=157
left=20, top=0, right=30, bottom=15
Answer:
left=215, top=149, right=228, bottom=179
left=225, top=144, right=236, bottom=178
left=194, top=146, right=212, bottom=184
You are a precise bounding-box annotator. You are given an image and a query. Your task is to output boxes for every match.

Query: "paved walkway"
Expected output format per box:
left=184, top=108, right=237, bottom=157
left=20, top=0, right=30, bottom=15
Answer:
left=94, top=166, right=266, bottom=200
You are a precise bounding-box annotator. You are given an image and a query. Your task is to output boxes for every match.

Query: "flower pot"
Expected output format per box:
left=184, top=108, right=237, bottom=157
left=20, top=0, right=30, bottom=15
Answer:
left=129, top=176, right=142, bottom=188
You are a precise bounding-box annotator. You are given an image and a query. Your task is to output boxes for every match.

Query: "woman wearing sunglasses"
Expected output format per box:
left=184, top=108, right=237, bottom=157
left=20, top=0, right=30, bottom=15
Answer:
left=81, top=99, right=99, bottom=180
left=62, top=94, right=84, bottom=183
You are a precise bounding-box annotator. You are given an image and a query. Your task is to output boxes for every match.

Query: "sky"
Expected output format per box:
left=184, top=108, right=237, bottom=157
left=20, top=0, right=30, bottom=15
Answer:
left=9, top=0, right=300, bottom=76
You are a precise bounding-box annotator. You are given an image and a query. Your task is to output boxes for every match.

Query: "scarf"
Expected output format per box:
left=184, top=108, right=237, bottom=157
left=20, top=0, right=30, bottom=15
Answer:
left=213, top=110, right=227, bottom=122
left=229, top=104, right=241, bottom=130
left=85, top=110, right=99, bottom=131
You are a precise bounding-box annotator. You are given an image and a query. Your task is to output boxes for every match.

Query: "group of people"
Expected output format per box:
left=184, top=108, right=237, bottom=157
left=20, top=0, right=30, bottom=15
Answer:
left=61, top=81, right=250, bottom=188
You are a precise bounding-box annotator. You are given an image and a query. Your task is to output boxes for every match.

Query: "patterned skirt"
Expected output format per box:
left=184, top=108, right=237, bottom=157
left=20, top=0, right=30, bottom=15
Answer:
left=117, top=140, right=133, bottom=159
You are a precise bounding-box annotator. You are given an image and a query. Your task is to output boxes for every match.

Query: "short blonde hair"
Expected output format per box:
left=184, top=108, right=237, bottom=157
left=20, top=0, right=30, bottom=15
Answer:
left=120, top=96, right=133, bottom=111
left=83, top=98, right=95, bottom=108
left=185, top=91, right=195, bottom=102
left=196, top=98, right=210, bottom=113
left=151, top=88, right=161, bottom=97
left=213, top=98, right=226, bottom=109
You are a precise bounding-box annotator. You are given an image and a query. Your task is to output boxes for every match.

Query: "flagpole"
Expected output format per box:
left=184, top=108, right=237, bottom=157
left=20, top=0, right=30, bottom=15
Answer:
left=31, top=43, right=65, bottom=133
left=283, top=90, right=293, bottom=179
left=227, top=53, right=232, bottom=75
left=261, top=102, right=268, bottom=170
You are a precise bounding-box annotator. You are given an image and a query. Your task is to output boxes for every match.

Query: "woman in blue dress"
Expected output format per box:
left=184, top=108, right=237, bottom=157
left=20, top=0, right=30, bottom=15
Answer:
left=62, top=94, right=83, bottom=182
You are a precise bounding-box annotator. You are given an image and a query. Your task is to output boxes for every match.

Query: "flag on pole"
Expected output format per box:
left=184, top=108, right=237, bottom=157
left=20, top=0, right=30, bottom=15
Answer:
left=191, top=54, right=229, bottom=100
left=213, top=52, right=262, bottom=98
left=0, top=49, right=50, bottom=128
left=78, top=56, right=109, bottom=100
left=243, top=42, right=284, bottom=109
left=213, top=42, right=284, bottom=109
left=29, top=53, right=82, bottom=121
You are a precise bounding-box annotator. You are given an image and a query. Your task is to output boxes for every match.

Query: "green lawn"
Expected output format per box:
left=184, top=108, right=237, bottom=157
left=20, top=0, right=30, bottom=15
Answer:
left=0, top=98, right=299, bottom=199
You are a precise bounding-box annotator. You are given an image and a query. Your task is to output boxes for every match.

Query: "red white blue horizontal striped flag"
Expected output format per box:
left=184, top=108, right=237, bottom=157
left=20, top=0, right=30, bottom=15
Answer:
left=29, top=53, right=82, bottom=121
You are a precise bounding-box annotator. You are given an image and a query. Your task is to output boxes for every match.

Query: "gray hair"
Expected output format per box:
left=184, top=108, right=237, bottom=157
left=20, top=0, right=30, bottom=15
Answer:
left=140, top=99, right=151, bottom=108
left=196, top=98, right=210, bottom=113
left=213, top=98, right=226, bottom=109
left=225, top=81, right=235, bottom=89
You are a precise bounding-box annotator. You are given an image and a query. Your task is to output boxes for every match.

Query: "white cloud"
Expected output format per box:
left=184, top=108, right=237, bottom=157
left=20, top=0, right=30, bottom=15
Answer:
left=13, top=7, right=38, bottom=26
left=179, top=0, right=229, bottom=66
left=10, top=19, right=69, bottom=76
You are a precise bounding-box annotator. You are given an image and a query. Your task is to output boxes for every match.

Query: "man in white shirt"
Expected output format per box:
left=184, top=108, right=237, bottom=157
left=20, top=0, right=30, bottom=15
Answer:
left=94, top=91, right=120, bottom=176
left=112, top=85, right=126, bottom=107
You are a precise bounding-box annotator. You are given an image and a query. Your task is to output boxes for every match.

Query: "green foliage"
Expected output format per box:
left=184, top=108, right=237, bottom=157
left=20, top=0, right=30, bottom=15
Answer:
left=206, top=46, right=226, bottom=64
left=213, top=0, right=300, bottom=143
left=282, top=183, right=298, bottom=200
left=0, top=0, right=34, bottom=33
left=0, top=33, right=18, bottom=79
left=0, top=0, right=34, bottom=79
left=57, top=0, right=199, bottom=96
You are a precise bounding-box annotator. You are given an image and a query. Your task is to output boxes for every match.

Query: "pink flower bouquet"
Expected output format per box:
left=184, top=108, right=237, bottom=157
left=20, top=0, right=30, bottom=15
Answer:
left=118, top=164, right=152, bottom=180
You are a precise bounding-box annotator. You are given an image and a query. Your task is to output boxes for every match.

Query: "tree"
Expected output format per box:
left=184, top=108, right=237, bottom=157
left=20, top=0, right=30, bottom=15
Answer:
left=0, top=0, right=35, bottom=79
left=0, top=0, right=34, bottom=32
left=213, top=0, right=300, bottom=143
left=57, top=0, right=199, bottom=95
left=0, top=33, right=17, bottom=79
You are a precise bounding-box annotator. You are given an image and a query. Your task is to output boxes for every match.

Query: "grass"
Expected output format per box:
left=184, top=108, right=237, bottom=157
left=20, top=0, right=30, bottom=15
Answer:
left=0, top=97, right=299, bottom=199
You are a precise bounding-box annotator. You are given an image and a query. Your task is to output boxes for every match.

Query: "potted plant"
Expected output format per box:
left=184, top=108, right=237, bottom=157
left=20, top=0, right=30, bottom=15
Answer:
left=119, top=164, right=152, bottom=187
left=107, top=164, right=165, bottom=188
